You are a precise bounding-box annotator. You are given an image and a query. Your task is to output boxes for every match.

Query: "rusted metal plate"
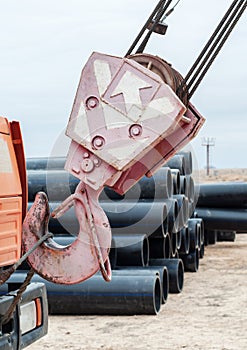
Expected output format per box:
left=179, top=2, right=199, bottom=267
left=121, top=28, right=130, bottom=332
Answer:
left=64, top=140, right=121, bottom=191
left=65, top=52, right=204, bottom=195
left=66, top=52, right=186, bottom=176
left=111, top=102, right=205, bottom=194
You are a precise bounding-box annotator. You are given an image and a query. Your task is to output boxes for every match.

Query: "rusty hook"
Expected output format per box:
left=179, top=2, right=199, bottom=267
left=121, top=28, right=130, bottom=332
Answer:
left=22, top=183, right=112, bottom=285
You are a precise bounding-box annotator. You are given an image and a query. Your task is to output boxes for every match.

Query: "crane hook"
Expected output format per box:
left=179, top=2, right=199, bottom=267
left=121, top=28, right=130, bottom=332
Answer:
left=22, top=182, right=112, bottom=284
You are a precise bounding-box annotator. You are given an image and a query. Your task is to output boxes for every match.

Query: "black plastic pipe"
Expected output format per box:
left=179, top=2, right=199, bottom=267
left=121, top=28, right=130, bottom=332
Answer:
left=197, top=182, right=247, bottom=209
left=148, top=235, right=171, bottom=259
left=26, top=157, right=66, bottom=170
left=164, top=154, right=186, bottom=175
left=177, top=151, right=193, bottom=175
left=199, top=242, right=205, bottom=259
left=170, top=232, right=177, bottom=258
left=27, top=167, right=172, bottom=203
left=148, top=237, right=165, bottom=259
left=180, top=247, right=200, bottom=273
left=41, top=235, right=170, bottom=296
left=166, top=198, right=179, bottom=233
left=173, top=194, right=189, bottom=230
left=170, top=169, right=181, bottom=195
left=185, top=175, right=195, bottom=203
left=4, top=272, right=162, bottom=315
left=109, top=237, right=118, bottom=269
left=204, top=230, right=217, bottom=245
left=112, top=234, right=149, bottom=267
left=102, top=167, right=173, bottom=201
left=27, top=170, right=78, bottom=202
left=102, top=201, right=168, bottom=238
left=178, top=226, right=190, bottom=255
left=149, top=258, right=184, bottom=294
left=180, top=175, right=195, bottom=202
left=195, top=208, right=247, bottom=232
left=189, top=201, right=197, bottom=219
left=179, top=175, right=187, bottom=197
left=50, top=219, right=170, bottom=265
left=191, top=218, right=204, bottom=248
left=113, top=267, right=169, bottom=304
left=52, top=234, right=152, bottom=270
left=188, top=219, right=199, bottom=251
left=217, top=231, right=236, bottom=242
left=176, top=229, right=182, bottom=251
left=31, top=201, right=167, bottom=238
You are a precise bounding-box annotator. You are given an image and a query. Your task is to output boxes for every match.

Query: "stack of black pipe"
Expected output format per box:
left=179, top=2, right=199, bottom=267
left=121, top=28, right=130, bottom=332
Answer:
left=164, top=152, right=205, bottom=272
left=9, top=152, right=205, bottom=315
left=195, top=182, right=247, bottom=244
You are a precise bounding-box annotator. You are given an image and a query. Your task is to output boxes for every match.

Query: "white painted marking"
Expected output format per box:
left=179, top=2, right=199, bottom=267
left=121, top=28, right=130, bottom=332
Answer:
left=67, top=103, right=90, bottom=143
left=141, top=97, right=175, bottom=122
left=106, top=138, right=147, bottom=162
left=102, top=104, right=130, bottom=129
left=111, top=71, right=152, bottom=120
left=94, top=60, right=112, bottom=95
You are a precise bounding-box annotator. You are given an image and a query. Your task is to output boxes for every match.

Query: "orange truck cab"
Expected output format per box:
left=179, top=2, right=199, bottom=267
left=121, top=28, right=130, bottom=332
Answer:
left=0, top=117, right=26, bottom=267
left=0, top=116, right=48, bottom=349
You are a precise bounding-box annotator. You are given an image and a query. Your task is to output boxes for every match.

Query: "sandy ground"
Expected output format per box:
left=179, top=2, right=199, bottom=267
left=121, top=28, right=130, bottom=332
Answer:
left=195, top=168, right=247, bottom=183
left=29, top=237, right=247, bottom=350
left=28, top=170, right=247, bottom=350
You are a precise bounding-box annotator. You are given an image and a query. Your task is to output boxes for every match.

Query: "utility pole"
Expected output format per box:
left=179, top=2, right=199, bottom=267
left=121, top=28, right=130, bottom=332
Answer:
left=202, top=137, right=215, bottom=176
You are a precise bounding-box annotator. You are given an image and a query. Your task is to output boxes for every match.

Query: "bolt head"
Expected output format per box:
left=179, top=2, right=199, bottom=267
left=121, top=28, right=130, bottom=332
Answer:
left=92, top=136, right=105, bottom=149
left=94, top=158, right=101, bottom=166
left=80, top=159, right=94, bottom=173
left=86, top=96, right=99, bottom=110
left=83, top=152, right=90, bottom=159
left=129, top=124, right=142, bottom=138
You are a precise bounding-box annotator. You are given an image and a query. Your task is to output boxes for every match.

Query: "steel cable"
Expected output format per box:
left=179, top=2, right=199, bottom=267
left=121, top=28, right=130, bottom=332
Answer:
left=178, top=0, right=246, bottom=100
left=135, top=0, right=173, bottom=54
left=1, top=269, right=35, bottom=325
left=0, top=231, right=53, bottom=286
left=188, top=0, right=247, bottom=99
left=177, top=0, right=239, bottom=93
left=125, top=0, right=167, bottom=56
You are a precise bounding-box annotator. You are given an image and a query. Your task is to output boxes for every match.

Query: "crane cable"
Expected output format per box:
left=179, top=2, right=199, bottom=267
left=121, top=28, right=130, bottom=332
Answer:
left=125, top=0, right=183, bottom=56
left=178, top=0, right=247, bottom=101
left=135, top=0, right=182, bottom=54
left=161, top=0, right=182, bottom=21
left=125, top=0, right=167, bottom=56
left=0, top=231, right=53, bottom=326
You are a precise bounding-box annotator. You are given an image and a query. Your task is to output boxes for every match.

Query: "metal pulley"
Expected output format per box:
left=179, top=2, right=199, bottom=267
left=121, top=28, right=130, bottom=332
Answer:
left=128, top=53, right=189, bottom=106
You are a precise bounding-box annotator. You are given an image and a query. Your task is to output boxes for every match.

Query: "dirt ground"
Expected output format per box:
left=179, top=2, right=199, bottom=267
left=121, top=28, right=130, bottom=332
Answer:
left=29, top=234, right=247, bottom=350
left=29, top=170, right=247, bottom=350
left=195, top=168, right=247, bottom=183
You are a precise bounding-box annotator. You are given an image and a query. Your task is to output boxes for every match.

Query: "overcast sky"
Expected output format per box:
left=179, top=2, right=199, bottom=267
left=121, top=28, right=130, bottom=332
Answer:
left=0, top=0, right=246, bottom=169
